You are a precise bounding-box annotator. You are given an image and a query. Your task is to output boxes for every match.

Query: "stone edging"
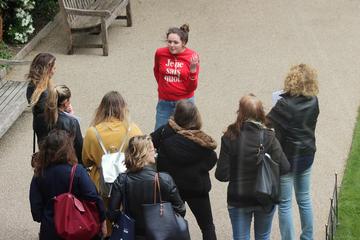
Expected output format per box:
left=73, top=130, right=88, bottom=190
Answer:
left=0, top=13, right=61, bottom=79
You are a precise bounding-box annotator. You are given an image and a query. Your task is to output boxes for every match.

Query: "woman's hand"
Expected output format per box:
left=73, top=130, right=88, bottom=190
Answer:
left=65, top=103, right=74, bottom=115
left=190, top=53, right=199, bottom=73
left=101, top=220, right=107, bottom=237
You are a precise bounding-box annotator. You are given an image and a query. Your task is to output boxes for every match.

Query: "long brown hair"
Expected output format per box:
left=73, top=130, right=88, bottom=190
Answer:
left=91, top=91, right=129, bottom=126
left=27, top=53, right=56, bottom=106
left=33, top=129, right=77, bottom=177
left=45, top=85, right=71, bottom=128
left=224, top=94, right=266, bottom=139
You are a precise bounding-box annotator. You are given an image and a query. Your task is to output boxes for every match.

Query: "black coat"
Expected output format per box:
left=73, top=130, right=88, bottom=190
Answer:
left=30, top=164, right=106, bottom=240
left=26, top=83, right=83, bottom=163
left=108, top=166, right=186, bottom=236
left=267, top=93, right=319, bottom=170
left=151, top=123, right=217, bottom=198
left=215, top=121, right=290, bottom=208
left=26, top=82, right=48, bottom=134
left=33, top=111, right=83, bottom=164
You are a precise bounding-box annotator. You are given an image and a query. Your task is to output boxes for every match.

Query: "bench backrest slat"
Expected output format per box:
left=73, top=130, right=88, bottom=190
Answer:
left=59, top=0, right=96, bottom=24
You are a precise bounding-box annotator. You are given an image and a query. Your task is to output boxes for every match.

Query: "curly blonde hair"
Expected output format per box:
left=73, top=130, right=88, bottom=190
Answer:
left=125, top=135, right=153, bottom=172
left=284, top=64, right=319, bottom=96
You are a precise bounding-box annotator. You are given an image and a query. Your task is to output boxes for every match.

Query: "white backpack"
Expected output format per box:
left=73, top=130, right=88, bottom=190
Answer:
left=93, top=125, right=130, bottom=197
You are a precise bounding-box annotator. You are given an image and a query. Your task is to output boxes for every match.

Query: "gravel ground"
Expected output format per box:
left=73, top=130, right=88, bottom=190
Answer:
left=1, top=0, right=360, bottom=239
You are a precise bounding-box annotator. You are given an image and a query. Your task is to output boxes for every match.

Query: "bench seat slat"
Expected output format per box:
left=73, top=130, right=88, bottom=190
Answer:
left=0, top=81, right=27, bottom=112
left=0, top=80, right=28, bottom=138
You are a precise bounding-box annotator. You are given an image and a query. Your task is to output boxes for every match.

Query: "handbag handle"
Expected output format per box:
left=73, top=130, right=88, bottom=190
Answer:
left=153, top=173, right=164, bottom=216
left=122, top=174, right=130, bottom=214
left=153, top=173, right=162, bottom=204
left=68, top=164, right=78, bottom=194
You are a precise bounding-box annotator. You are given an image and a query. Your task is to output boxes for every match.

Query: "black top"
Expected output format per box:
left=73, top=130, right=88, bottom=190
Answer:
left=32, top=111, right=83, bottom=164
left=151, top=123, right=217, bottom=198
left=267, top=93, right=319, bottom=172
left=108, top=166, right=186, bottom=236
left=215, top=121, right=290, bottom=208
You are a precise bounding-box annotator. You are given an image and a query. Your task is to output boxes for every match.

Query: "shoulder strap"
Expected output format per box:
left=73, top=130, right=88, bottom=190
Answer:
left=93, top=127, right=108, bottom=154
left=122, top=174, right=130, bottom=214
left=259, top=128, right=265, bottom=153
left=118, top=124, right=131, bottom=152
left=68, top=164, right=78, bottom=193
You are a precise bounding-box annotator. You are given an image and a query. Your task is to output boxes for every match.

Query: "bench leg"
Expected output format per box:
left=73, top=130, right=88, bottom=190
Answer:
left=67, top=33, right=74, bottom=55
left=126, top=0, right=132, bottom=27
left=101, top=20, right=109, bottom=56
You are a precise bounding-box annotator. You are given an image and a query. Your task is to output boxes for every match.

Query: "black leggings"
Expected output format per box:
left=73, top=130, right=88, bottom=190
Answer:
left=182, top=194, right=217, bottom=240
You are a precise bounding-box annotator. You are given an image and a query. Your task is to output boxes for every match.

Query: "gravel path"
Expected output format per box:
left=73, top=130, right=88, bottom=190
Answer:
left=1, top=0, right=360, bottom=239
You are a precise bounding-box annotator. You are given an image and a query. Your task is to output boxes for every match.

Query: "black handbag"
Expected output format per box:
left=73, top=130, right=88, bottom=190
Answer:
left=142, top=173, right=190, bottom=240
left=110, top=175, right=135, bottom=240
left=255, top=129, right=280, bottom=210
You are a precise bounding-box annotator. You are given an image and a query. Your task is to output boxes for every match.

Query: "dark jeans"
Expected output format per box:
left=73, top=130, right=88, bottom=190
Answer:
left=183, top=194, right=217, bottom=240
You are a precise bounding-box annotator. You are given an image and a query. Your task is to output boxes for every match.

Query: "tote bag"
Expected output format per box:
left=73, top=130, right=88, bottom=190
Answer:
left=255, top=129, right=280, bottom=209
left=142, top=173, right=190, bottom=240
left=54, top=164, right=101, bottom=240
left=110, top=174, right=135, bottom=240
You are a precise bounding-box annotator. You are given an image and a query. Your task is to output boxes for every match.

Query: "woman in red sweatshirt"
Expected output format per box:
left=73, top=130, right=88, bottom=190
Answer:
left=153, top=24, right=200, bottom=130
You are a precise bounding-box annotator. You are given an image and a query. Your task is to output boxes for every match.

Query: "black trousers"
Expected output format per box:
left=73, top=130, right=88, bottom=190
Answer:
left=182, top=194, right=217, bottom=240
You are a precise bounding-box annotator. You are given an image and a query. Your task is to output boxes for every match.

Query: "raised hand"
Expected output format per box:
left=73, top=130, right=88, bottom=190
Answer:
left=190, top=53, right=199, bottom=73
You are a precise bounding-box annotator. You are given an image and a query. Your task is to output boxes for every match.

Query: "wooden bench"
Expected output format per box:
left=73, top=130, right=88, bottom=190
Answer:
left=58, top=0, right=132, bottom=56
left=0, top=59, right=30, bottom=138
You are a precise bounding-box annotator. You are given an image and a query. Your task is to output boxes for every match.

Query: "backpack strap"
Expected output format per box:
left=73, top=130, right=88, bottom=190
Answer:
left=93, top=127, right=108, bottom=154
left=118, top=124, right=131, bottom=152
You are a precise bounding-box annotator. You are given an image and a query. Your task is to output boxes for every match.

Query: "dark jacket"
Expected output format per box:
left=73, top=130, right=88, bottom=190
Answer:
left=29, top=164, right=106, bottom=240
left=215, top=121, right=290, bottom=208
left=26, top=82, right=48, bottom=132
left=108, top=166, right=186, bottom=236
left=151, top=120, right=218, bottom=198
left=33, top=111, right=83, bottom=163
left=267, top=93, right=319, bottom=171
left=26, top=83, right=83, bottom=163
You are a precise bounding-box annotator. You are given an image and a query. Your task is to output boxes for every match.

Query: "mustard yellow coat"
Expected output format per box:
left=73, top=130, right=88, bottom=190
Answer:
left=82, top=119, right=143, bottom=191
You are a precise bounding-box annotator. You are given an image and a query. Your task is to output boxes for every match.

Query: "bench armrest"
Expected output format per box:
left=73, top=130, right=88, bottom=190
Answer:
left=65, top=7, right=111, bottom=17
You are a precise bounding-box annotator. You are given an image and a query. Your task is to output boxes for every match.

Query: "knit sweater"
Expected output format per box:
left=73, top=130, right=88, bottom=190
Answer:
left=153, top=47, right=200, bottom=101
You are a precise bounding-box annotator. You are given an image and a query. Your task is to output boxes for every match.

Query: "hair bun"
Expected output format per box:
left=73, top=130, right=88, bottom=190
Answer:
left=180, top=24, right=190, bottom=33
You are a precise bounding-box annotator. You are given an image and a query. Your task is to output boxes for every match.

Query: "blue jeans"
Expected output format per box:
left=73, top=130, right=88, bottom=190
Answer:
left=154, top=97, right=194, bottom=130
left=278, top=167, right=313, bottom=240
left=228, top=206, right=275, bottom=240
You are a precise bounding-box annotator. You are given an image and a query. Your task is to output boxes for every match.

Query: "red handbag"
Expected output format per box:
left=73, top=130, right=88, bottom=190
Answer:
left=54, top=164, right=101, bottom=240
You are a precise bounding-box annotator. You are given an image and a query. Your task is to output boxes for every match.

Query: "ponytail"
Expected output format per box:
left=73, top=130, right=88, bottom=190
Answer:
left=45, top=87, right=58, bottom=128
left=45, top=85, right=71, bottom=128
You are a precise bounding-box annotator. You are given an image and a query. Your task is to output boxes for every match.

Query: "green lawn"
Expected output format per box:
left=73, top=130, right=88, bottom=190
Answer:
left=335, top=109, right=360, bottom=239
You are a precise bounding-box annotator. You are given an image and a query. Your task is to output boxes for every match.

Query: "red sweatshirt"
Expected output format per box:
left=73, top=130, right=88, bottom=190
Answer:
left=153, top=47, right=200, bottom=101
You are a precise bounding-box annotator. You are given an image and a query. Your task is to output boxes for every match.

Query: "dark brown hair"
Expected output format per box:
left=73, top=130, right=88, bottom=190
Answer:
left=91, top=91, right=129, bottom=126
left=224, top=94, right=266, bottom=139
left=33, top=129, right=77, bottom=176
left=173, top=100, right=202, bottom=130
left=166, top=24, right=190, bottom=44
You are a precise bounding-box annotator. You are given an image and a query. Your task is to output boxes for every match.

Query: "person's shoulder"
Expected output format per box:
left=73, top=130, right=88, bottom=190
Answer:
left=155, top=47, right=169, bottom=55
left=84, top=126, right=96, bottom=140
left=129, top=122, right=142, bottom=135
